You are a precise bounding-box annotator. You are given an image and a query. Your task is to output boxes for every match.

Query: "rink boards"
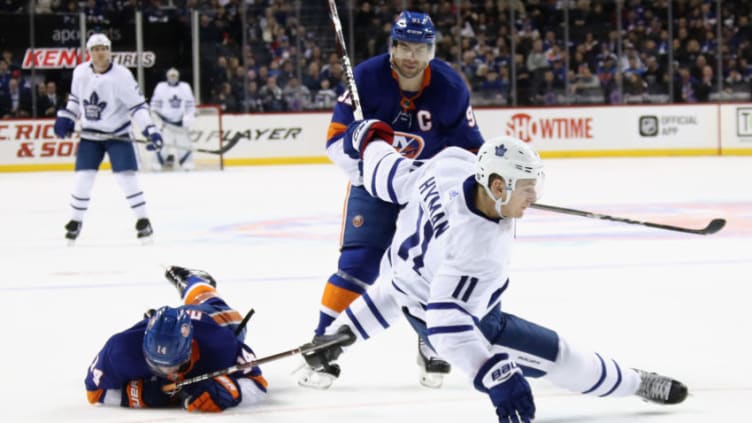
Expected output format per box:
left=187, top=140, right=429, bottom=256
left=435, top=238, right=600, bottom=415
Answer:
left=1, top=103, right=751, bottom=172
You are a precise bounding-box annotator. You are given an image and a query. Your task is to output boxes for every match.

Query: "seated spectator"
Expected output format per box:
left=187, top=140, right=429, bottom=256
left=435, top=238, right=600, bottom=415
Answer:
left=242, top=80, right=264, bottom=112
left=259, top=75, right=285, bottom=112
left=41, top=81, right=60, bottom=116
left=0, top=75, right=32, bottom=118
left=282, top=77, right=311, bottom=111
left=313, top=78, right=337, bottom=110
left=212, top=82, right=239, bottom=113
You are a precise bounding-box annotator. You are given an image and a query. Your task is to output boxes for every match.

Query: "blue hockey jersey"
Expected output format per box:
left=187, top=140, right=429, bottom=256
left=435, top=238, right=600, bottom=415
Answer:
left=327, top=53, right=484, bottom=160
left=85, top=306, right=266, bottom=407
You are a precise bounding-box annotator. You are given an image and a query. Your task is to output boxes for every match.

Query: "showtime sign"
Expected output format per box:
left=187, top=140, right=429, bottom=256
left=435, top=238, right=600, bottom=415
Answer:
left=22, top=48, right=156, bottom=69
left=504, top=112, right=594, bottom=143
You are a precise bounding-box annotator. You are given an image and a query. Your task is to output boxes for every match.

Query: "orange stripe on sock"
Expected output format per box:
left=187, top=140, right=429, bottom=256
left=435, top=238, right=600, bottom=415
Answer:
left=321, top=283, right=361, bottom=313
left=86, top=389, right=103, bottom=404
left=327, top=122, right=347, bottom=142
left=184, top=283, right=217, bottom=305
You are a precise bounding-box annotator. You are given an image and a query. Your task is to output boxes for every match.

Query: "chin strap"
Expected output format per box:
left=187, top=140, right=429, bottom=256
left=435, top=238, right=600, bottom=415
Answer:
left=481, top=180, right=514, bottom=218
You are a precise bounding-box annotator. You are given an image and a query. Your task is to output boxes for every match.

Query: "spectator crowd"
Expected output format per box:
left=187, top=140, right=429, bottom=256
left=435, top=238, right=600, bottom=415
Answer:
left=1, top=0, right=752, bottom=118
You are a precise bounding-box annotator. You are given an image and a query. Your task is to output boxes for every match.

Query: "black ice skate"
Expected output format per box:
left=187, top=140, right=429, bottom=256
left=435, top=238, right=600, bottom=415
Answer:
left=297, top=326, right=355, bottom=389
left=417, top=338, right=451, bottom=388
left=635, top=369, right=688, bottom=405
left=65, top=220, right=82, bottom=245
left=164, top=154, right=175, bottom=169
left=135, top=218, right=153, bottom=242
left=164, top=266, right=217, bottom=297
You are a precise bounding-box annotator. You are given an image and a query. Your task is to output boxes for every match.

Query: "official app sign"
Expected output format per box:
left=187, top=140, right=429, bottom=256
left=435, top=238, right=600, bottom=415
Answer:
left=736, top=108, right=752, bottom=138
left=638, top=114, right=698, bottom=137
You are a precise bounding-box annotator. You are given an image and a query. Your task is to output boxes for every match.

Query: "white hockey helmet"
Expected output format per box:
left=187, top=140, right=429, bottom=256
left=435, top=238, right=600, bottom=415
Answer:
left=475, top=135, right=544, bottom=214
left=86, top=33, right=111, bottom=51
left=166, top=67, right=179, bottom=84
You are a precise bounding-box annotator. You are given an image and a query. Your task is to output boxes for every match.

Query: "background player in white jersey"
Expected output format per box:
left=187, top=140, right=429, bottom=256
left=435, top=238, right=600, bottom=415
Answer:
left=150, top=67, right=196, bottom=171
left=54, top=33, right=163, bottom=244
left=301, top=121, right=688, bottom=422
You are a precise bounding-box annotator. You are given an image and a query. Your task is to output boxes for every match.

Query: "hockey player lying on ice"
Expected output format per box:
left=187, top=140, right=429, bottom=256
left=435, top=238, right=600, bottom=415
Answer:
left=85, top=266, right=266, bottom=412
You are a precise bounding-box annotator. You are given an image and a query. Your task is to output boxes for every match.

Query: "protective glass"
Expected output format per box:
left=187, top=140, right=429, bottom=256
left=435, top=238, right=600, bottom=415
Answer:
left=146, top=359, right=186, bottom=379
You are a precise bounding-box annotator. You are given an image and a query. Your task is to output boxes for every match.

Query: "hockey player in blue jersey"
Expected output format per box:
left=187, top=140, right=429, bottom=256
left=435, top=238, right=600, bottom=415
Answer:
left=54, top=33, right=164, bottom=244
left=301, top=122, right=689, bottom=422
left=85, top=266, right=267, bottom=412
left=302, top=10, right=484, bottom=389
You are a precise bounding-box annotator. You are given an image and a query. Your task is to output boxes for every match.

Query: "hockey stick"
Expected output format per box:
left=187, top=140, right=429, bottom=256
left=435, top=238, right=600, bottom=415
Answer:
left=161, top=331, right=353, bottom=392
left=530, top=203, right=726, bottom=235
left=76, top=131, right=243, bottom=155
left=327, top=0, right=363, bottom=120
left=234, top=308, right=255, bottom=336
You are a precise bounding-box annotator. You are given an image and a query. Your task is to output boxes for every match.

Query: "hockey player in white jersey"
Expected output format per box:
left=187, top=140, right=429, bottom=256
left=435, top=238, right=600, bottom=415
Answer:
left=300, top=120, right=688, bottom=422
left=150, top=68, right=196, bottom=171
left=54, top=33, right=163, bottom=244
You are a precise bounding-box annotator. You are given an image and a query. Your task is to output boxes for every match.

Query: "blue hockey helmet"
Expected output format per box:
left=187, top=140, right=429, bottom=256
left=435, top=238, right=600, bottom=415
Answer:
left=142, top=306, right=193, bottom=377
left=391, top=11, right=435, bottom=45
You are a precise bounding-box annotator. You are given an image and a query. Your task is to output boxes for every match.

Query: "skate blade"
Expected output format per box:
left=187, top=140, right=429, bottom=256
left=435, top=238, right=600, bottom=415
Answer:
left=419, top=372, right=445, bottom=389
left=66, top=239, right=76, bottom=247
left=293, top=363, right=337, bottom=390
left=139, top=236, right=154, bottom=246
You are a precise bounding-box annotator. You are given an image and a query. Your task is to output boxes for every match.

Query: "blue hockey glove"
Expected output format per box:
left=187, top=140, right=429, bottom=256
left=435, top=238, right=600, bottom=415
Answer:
left=181, top=375, right=241, bottom=412
left=474, top=353, right=536, bottom=423
left=53, top=115, right=75, bottom=138
left=142, top=126, right=164, bottom=151
left=121, top=377, right=176, bottom=408
left=343, top=119, right=394, bottom=159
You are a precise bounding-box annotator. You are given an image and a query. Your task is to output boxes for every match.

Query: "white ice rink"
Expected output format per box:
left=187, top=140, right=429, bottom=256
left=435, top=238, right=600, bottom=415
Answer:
left=1, top=156, right=750, bottom=422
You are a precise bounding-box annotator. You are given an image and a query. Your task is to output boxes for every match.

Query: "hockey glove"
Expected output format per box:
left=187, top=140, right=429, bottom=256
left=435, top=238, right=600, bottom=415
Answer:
left=474, top=353, right=535, bottom=423
left=182, top=375, right=241, bottom=412
left=142, top=126, right=164, bottom=151
left=301, top=325, right=356, bottom=371
left=343, top=119, right=394, bottom=159
left=53, top=115, right=75, bottom=138
left=121, top=377, right=176, bottom=408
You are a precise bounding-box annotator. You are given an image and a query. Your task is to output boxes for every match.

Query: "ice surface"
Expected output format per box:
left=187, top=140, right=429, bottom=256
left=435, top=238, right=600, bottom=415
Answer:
left=1, top=156, right=750, bottom=422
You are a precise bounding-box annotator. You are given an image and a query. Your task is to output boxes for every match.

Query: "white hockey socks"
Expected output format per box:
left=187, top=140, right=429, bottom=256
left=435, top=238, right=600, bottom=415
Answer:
left=545, top=338, right=640, bottom=398
left=69, top=170, right=97, bottom=221
left=113, top=171, right=148, bottom=219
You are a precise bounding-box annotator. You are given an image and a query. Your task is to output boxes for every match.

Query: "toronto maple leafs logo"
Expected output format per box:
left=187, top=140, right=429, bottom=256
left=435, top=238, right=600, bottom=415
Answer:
left=495, top=144, right=508, bottom=157
left=83, top=91, right=107, bottom=121
left=169, top=94, right=182, bottom=109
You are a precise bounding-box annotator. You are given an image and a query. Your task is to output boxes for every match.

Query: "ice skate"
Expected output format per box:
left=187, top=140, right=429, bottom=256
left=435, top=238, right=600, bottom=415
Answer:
left=65, top=220, right=82, bottom=246
left=297, top=326, right=355, bottom=390
left=634, top=369, right=688, bottom=405
left=164, top=154, right=175, bottom=170
left=296, top=361, right=341, bottom=390
left=417, top=338, right=451, bottom=388
left=164, top=266, right=217, bottom=297
left=135, top=218, right=154, bottom=244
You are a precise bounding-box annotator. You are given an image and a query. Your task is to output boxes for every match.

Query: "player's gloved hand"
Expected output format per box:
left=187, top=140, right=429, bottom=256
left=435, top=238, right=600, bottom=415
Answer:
left=474, top=353, right=535, bottom=423
left=53, top=114, right=75, bottom=138
left=181, top=375, right=242, bottom=412
left=301, top=325, right=356, bottom=370
left=343, top=119, right=394, bottom=159
left=142, top=126, right=164, bottom=151
left=121, top=377, right=176, bottom=408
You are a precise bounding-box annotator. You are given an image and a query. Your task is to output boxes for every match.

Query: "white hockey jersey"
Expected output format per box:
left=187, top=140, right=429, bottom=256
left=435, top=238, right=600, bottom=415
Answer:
left=362, top=142, right=515, bottom=380
left=58, top=62, right=155, bottom=137
left=150, top=81, right=196, bottom=127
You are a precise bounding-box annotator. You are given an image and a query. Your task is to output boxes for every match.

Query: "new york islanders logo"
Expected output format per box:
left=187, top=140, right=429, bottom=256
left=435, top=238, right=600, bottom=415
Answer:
left=83, top=91, right=107, bottom=121
left=393, top=131, right=425, bottom=159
